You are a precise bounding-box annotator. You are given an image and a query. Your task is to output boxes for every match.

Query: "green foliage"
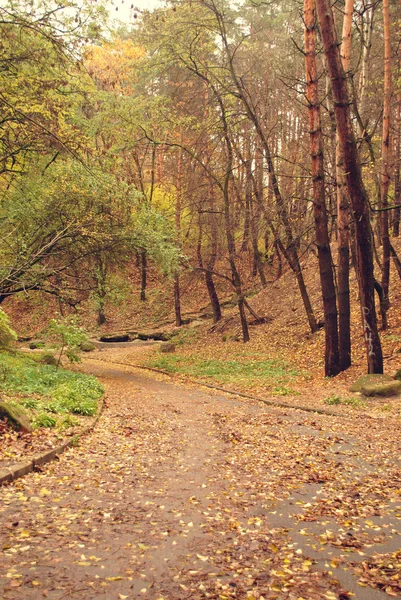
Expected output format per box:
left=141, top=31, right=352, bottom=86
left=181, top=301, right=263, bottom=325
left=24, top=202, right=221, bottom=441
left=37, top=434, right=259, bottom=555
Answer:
left=33, top=413, right=57, bottom=428
left=147, top=354, right=299, bottom=389
left=0, top=352, right=103, bottom=427
left=51, top=380, right=102, bottom=416
left=0, top=310, right=17, bottom=349
left=19, top=397, right=39, bottom=409
left=47, top=319, right=90, bottom=365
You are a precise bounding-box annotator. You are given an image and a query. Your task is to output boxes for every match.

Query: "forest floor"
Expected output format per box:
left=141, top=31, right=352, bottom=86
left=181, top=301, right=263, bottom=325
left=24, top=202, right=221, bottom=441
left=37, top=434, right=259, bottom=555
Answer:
left=1, top=351, right=401, bottom=599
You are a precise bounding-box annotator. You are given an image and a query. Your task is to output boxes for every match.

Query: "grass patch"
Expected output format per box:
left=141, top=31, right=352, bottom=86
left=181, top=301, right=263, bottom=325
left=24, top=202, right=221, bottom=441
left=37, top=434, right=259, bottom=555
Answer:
left=0, top=351, right=103, bottom=429
left=147, top=354, right=299, bottom=391
left=323, top=395, right=366, bottom=408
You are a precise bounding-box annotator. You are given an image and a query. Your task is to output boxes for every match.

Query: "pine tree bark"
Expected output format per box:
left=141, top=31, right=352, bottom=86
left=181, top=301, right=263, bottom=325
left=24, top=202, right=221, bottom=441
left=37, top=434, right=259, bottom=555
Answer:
left=380, top=0, right=391, bottom=330
left=316, top=0, right=383, bottom=373
left=304, top=0, right=340, bottom=376
left=336, top=0, right=354, bottom=371
left=394, top=93, right=401, bottom=237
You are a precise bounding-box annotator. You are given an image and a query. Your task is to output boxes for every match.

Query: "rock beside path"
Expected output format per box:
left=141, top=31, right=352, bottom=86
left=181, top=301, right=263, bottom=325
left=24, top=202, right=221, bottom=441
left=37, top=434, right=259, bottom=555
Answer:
left=159, top=342, right=176, bottom=353
left=350, top=374, right=401, bottom=397
left=0, top=400, right=32, bottom=432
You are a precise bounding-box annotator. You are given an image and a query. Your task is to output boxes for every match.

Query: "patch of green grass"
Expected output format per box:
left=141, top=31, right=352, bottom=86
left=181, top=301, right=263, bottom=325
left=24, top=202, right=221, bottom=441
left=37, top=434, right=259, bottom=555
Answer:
left=342, top=396, right=366, bottom=408
left=170, top=328, right=199, bottom=346
left=147, top=354, right=299, bottom=389
left=272, top=386, right=299, bottom=396
left=323, top=394, right=366, bottom=408
left=324, top=395, right=341, bottom=405
left=58, top=415, right=79, bottom=429
left=33, top=413, right=57, bottom=428
left=383, top=334, right=401, bottom=343
left=0, top=351, right=103, bottom=427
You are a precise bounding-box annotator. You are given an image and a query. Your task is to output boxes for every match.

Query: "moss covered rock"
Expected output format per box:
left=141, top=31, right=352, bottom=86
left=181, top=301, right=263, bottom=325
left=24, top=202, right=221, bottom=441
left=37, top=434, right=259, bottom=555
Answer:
left=159, top=343, right=176, bottom=353
left=80, top=341, right=96, bottom=352
left=40, top=353, right=58, bottom=366
left=29, top=340, right=45, bottom=350
left=350, top=374, right=401, bottom=397
left=0, top=401, right=32, bottom=432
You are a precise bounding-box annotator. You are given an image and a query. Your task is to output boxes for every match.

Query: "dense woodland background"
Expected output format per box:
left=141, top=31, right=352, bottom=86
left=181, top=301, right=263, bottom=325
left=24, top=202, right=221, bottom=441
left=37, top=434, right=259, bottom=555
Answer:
left=2, top=0, right=401, bottom=377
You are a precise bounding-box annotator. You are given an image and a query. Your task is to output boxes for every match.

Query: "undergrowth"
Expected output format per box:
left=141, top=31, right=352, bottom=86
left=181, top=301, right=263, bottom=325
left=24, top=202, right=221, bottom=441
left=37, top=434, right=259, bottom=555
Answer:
left=0, top=352, right=103, bottom=429
left=147, top=354, right=299, bottom=394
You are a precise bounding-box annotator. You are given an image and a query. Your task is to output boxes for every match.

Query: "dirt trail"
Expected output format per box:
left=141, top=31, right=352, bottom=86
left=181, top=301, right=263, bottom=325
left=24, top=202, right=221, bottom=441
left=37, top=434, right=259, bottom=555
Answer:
left=1, top=355, right=401, bottom=599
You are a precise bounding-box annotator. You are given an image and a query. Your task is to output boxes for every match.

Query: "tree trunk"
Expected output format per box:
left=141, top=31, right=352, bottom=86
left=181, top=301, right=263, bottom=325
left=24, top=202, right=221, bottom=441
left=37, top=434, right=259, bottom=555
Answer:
left=304, top=0, right=340, bottom=376
left=140, top=249, right=147, bottom=302
left=245, top=136, right=266, bottom=286
left=316, top=0, right=383, bottom=373
left=197, top=195, right=222, bottom=324
left=380, top=0, right=391, bottom=330
left=336, top=0, right=354, bottom=371
left=174, top=273, right=182, bottom=327
left=174, top=148, right=183, bottom=327
left=393, top=93, right=401, bottom=237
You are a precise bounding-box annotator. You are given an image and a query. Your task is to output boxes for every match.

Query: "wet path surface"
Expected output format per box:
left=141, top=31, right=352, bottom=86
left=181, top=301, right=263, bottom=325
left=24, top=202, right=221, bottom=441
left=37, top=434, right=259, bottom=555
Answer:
left=1, top=359, right=401, bottom=599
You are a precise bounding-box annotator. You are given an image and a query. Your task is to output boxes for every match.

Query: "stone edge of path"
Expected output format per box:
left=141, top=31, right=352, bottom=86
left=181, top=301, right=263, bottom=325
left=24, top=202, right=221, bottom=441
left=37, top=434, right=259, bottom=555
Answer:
left=86, top=357, right=354, bottom=419
left=0, top=396, right=105, bottom=487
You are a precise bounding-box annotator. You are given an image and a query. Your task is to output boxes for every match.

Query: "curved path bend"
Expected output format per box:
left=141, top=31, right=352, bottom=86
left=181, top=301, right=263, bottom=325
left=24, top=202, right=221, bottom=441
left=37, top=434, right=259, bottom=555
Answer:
left=1, top=356, right=401, bottom=599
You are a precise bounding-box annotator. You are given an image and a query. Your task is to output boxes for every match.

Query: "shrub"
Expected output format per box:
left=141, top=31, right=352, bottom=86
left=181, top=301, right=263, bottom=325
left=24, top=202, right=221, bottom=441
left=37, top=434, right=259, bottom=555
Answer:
left=47, top=319, right=90, bottom=366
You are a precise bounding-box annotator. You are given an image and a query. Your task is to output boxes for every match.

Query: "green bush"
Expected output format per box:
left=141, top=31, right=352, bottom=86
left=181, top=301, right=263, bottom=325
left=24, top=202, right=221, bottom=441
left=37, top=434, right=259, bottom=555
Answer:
left=47, top=319, right=90, bottom=365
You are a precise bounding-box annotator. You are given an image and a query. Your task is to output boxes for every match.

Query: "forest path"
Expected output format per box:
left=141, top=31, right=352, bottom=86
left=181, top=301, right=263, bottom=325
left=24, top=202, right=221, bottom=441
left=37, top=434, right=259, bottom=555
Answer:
left=1, top=355, right=401, bottom=600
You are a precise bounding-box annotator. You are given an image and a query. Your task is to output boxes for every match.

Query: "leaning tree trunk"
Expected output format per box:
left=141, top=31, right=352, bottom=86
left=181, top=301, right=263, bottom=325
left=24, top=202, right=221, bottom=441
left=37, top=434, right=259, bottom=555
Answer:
left=304, top=0, right=340, bottom=376
left=316, top=0, right=383, bottom=373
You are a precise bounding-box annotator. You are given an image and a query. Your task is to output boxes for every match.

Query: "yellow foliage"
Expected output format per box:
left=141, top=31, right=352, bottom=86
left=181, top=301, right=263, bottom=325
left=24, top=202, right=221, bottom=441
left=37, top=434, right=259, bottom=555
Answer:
left=85, top=38, right=146, bottom=94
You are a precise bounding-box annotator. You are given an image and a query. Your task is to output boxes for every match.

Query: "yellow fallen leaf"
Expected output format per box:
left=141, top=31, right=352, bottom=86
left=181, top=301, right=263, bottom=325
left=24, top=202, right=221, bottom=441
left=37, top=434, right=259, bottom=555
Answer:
left=19, top=530, right=30, bottom=538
